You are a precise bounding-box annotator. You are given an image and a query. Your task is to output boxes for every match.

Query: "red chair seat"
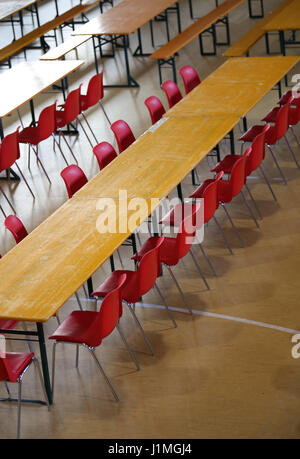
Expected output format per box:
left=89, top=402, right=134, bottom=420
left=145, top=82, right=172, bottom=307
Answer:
left=189, top=179, right=215, bottom=199
left=18, top=127, right=40, bottom=145
left=261, top=107, right=279, bottom=123
left=92, top=270, right=139, bottom=304
left=0, top=319, right=18, bottom=330
left=0, top=352, right=34, bottom=383
left=133, top=236, right=178, bottom=267
left=49, top=311, right=100, bottom=346
left=239, top=125, right=265, bottom=142
left=211, top=155, right=242, bottom=174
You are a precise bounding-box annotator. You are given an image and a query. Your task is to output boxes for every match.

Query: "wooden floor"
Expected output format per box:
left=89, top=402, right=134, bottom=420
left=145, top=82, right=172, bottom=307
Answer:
left=1, top=0, right=300, bottom=439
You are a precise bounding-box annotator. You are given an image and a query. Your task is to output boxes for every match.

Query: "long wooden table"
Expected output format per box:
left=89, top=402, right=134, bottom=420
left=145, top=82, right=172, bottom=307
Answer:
left=0, top=56, right=297, bottom=404
left=166, top=56, right=300, bottom=119
left=72, top=0, right=181, bottom=87
left=0, top=0, right=40, bottom=39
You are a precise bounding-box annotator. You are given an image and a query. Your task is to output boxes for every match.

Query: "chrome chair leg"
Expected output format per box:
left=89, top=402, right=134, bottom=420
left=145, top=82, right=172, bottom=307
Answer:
left=244, top=183, right=263, bottom=219
left=116, top=323, right=140, bottom=370
left=81, top=112, right=99, bottom=144
left=86, top=345, right=119, bottom=402
left=125, top=302, right=155, bottom=355
left=154, top=282, right=177, bottom=328
left=267, top=145, right=288, bottom=185
left=76, top=117, right=95, bottom=149
left=290, top=125, right=300, bottom=149
left=51, top=342, right=57, bottom=402
left=241, top=190, right=260, bottom=228
left=221, top=203, right=245, bottom=247
left=189, top=249, right=210, bottom=290
left=199, top=243, right=217, bottom=276
left=213, top=215, right=233, bottom=254
left=99, top=100, right=111, bottom=125
left=166, top=265, right=193, bottom=314
left=284, top=134, right=300, bottom=169
left=259, top=164, right=278, bottom=202
left=32, top=145, right=52, bottom=184
left=52, top=133, right=70, bottom=166
left=75, top=291, right=84, bottom=311
left=0, top=187, right=16, bottom=214
left=14, top=162, right=35, bottom=198
left=59, top=131, right=79, bottom=165
left=17, top=380, right=22, bottom=439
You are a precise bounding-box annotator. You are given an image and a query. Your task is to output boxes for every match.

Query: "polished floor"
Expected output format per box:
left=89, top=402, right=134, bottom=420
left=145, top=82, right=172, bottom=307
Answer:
left=1, top=0, right=300, bottom=439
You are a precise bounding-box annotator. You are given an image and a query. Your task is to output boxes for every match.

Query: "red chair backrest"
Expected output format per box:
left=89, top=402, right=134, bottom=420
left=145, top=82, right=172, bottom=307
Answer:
left=228, top=156, right=246, bottom=198
left=59, top=87, right=81, bottom=125
left=0, top=127, right=20, bottom=172
left=137, top=237, right=164, bottom=296
left=201, top=172, right=224, bottom=223
left=176, top=202, right=202, bottom=260
left=290, top=96, right=300, bottom=124
left=144, top=96, right=166, bottom=125
left=0, top=352, right=34, bottom=382
left=60, top=165, right=88, bottom=198
left=95, top=274, right=127, bottom=344
left=110, top=120, right=135, bottom=153
left=84, top=71, right=104, bottom=109
left=161, top=80, right=182, bottom=108
left=246, top=124, right=270, bottom=175
left=93, top=141, right=117, bottom=170
left=274, top=96, right=293, bottom=141
left=179, top=65, right=201, bottom=94
left=5, top=215, right=28, bottom=244
left=37, top=101, right=57, bottom=141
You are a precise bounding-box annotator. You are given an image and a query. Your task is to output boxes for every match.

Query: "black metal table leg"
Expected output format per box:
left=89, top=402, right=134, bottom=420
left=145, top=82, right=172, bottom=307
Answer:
left=36, top=322, right=52, bottom=405
left=229, top=129, right=235, bottom=155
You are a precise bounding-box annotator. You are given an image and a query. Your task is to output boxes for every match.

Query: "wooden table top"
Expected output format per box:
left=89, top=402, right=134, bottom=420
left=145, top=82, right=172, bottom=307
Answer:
left=0, top=115, right=238, bottom=322
left=0, top=60, right=84, bottom=118
left=264, top=0, right=300, bottom=31
left=72, top=0, right=178, bottom=36
left=0, top=0, right=37, bottom=22
left=166, top=56, right=300, bottom=118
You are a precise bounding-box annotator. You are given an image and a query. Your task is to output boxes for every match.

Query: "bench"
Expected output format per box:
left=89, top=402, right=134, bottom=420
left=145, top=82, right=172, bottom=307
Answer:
left=223, top=0, right=294, bottom=57
left=40, top=35, right=92, bottom=60
left=150, top=0, right=245, bottom=84
left=0, top=1, right=100, bottom=67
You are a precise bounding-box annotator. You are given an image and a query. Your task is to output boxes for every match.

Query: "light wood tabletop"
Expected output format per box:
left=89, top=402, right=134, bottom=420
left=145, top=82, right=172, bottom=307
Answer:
left=264, top=0, right=300, bottom=31
left=166, top=56, right=300, bottom=118
left=0, top=114, right=238, bottom=323
left=0, top=0, right=37, bottom=22
left=72, top=0, right=178, bottom=36
left=0, top=59, right=84, bottom=118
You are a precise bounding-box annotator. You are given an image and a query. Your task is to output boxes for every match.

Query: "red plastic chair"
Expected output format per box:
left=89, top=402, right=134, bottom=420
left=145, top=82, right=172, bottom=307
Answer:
left=0, top=127, right=34, bottom=200
left=131, top=203, right=207, bottom=315
left=239, top=97, right=296, bottom=184
left=18, top=101, right=65, bottom=184
left=144, top=96, right=166, bottom=125
left=264, top=95, right=300, bottom=152
left=93, top=141, right=117, bottom=170
left=110, top=120, right=136, bottom=153
left=179, top=65, right=201, bottom=94
left=49, top=274, right=133, bottom=403
left=0, top=129, right=27, bottom=215
left=60, top=165, right=88, bottom=198
left=189, top=171, right=234, bottom=255
left=161, top=80, right=183, bottom=108
left=5, top=215, right=28, bottom=244
left=212, top=124, right=277, bottom=213
left=92, top=236, right=177, bottom=350
left=0, top=352, right=49, bottom=438
left=79, top=71, right=111, bottom=144
left=55, top=86, right=93, bottom=153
